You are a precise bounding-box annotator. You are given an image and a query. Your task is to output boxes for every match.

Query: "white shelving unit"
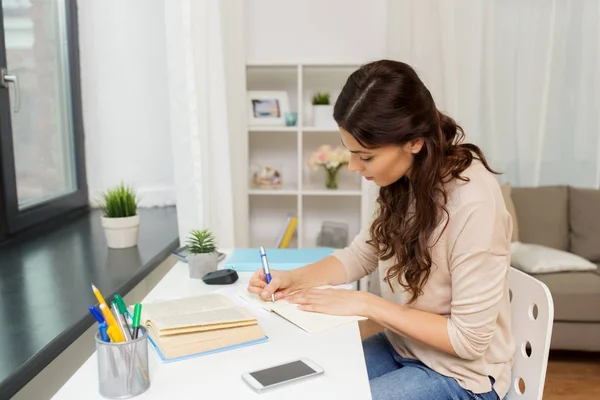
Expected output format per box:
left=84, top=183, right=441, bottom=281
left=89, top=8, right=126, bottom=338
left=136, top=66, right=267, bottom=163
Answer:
left=245, top=62, right=372, bottom=249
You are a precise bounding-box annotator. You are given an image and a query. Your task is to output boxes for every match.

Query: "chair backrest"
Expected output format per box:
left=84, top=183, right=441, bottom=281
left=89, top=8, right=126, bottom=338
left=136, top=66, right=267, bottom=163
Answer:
left=506, top=267, right=554, bottom=400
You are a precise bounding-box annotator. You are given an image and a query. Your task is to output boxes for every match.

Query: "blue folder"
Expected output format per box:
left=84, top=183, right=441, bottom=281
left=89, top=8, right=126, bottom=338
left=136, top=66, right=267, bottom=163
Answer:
left=224, top=247, right=335, bottom=272
left=148, top=334, right=269, bottom=363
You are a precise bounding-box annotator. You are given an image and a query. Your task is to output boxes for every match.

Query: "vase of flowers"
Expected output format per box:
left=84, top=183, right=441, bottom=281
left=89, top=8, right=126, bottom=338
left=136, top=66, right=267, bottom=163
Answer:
left=307, top=144, right=351, bottom=189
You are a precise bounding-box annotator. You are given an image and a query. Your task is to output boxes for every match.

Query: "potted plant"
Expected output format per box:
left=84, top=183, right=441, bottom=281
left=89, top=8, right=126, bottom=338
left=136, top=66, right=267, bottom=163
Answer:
left=312, top=92, right=336, bottom=128
left=98, top=183, right=140, bottom=249
left=186, top=228, right=219, bottom=279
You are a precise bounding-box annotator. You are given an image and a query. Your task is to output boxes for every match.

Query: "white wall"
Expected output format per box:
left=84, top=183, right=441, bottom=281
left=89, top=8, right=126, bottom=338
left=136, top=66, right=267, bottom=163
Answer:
left=78, top=0, right=175, bottom=207
left=244, top=0, right=388, bottom=64
left=77, top=0, right=387, bottom=226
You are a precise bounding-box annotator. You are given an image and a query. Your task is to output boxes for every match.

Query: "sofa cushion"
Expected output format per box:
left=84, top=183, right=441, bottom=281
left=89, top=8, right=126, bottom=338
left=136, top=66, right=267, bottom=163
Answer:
left=569, top=186, right=600, bottom=262
left=511, top=186, right=569, bottom=251
left=531, top=268, right=600, bottom=322
left=500, top=183, right=519, bottom=242
left=510, top=242, right=597, bottom=273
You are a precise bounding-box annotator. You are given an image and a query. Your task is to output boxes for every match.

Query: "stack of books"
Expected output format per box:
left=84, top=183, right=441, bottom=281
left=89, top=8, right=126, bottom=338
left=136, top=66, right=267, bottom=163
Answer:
left=139, top=294, right=268, bottom=362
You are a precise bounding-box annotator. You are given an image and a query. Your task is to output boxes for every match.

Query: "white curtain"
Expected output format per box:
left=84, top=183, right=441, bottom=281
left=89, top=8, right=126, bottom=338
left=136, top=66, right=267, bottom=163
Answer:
left=164, top=0, right=246, bottom=248
left=387, top=0, right=600, bottom=188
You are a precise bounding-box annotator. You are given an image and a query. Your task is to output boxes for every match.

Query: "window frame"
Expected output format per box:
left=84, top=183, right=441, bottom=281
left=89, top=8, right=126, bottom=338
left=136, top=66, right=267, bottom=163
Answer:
left=0, top=0, right=87, bottom=241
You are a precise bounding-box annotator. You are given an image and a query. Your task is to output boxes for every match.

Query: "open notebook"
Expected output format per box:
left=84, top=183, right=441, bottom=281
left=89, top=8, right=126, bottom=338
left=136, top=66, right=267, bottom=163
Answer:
left=139, top=294, right=268, bottom=362
left=238, top=286, right=366, bottom=334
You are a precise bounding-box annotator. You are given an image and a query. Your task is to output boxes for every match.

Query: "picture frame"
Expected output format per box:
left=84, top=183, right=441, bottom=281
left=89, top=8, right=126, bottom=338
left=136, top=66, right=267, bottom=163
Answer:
left=247, top=91, right=290, bottom=126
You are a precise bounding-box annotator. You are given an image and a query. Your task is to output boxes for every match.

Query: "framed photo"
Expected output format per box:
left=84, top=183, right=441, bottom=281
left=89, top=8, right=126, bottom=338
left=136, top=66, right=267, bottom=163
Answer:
left=247, top=91, right=290, bottom=126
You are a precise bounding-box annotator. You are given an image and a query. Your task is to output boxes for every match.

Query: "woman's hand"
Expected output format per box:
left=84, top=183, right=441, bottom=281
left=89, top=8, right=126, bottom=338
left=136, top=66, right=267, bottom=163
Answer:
left=247, top=269, right=298, bottom=301
left=285, top=288, right=374, bottom=317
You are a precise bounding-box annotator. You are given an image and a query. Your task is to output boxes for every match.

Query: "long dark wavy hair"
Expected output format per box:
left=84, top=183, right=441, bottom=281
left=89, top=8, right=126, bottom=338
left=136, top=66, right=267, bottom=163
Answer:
left=333, top=60, right=498, bottom=303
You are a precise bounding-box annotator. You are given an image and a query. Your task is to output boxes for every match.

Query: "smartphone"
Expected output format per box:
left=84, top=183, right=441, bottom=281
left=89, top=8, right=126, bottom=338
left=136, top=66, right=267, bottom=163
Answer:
left=242, top=358, right=324, bottom=392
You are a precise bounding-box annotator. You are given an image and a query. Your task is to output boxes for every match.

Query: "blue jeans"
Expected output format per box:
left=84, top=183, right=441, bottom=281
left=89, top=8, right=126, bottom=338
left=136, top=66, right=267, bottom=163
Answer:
left=363, top=332, right=503, bottom=400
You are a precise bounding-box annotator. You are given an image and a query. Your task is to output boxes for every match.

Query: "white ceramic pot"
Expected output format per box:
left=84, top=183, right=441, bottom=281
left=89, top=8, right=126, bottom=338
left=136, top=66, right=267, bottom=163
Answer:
left=312, top=104, right=336, bottom=128
left=188, top=252, right=219, bottom=279
left=101, top=215, right=140, bottom=249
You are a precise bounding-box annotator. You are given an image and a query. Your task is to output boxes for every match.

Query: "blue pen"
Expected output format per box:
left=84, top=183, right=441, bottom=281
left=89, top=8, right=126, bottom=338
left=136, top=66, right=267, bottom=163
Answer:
left=89, top=305, right=105, bottom=324
left=99, top=322, right=110, bottom=342
left=259, top=246, right=275, bottom=302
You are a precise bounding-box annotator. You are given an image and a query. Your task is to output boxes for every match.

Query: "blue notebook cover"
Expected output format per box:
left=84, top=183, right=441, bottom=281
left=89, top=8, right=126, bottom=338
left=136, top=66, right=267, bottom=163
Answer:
left=148, top=334, right=269, bottom=363
left=224, top=247, right=335, bottom=272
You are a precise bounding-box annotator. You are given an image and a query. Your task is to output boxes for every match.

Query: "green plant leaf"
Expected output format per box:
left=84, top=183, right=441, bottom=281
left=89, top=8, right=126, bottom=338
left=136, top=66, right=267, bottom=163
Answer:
left=311, top=92, right=330, bottom=105
left=186, top=228, right=217, bottom=254
left=97, top=182, right=138, bottom=218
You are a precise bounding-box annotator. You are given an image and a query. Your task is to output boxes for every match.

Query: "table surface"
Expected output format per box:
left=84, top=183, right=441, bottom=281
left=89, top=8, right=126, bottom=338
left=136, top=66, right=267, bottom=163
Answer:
left=0, top=206, right=179, bottom=399
left=52, top=252, right=372, bottom=399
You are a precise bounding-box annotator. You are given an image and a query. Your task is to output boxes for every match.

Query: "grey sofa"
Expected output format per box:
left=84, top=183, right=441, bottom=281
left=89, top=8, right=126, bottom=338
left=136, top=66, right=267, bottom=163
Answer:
left=507, top=185, right=600, bottom=352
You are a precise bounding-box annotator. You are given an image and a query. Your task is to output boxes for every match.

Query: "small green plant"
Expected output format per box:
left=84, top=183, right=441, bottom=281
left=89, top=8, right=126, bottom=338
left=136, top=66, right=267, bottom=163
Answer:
left=97, top=182, right=138, bottom=218
left=186, top=229, right=217, bottom=254
left=312, top=92, right=330, bottom=105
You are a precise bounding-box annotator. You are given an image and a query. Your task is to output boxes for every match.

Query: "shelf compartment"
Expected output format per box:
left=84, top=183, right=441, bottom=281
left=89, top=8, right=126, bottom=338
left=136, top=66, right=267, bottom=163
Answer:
left=302, top=130, right=361, bottom=192
left=246, top=65, right=298, bottom=126
left=301, top=195, right=361, bottom=249
left=249, top=196, right=298, bottom=248
left=250, top=130, right=298, bottom=190
left=301, top=65, right=358, bottom=127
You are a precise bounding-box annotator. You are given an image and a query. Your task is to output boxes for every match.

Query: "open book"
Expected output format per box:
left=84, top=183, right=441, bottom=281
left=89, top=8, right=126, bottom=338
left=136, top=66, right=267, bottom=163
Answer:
left=238, top=286, right=366, bottom=334
left=139, top=294, right=267, bottom=362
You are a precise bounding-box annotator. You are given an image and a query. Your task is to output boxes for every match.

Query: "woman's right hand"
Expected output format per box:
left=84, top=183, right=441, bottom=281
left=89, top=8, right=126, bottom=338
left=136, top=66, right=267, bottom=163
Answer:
left=247, top=268, right=298, bottom=301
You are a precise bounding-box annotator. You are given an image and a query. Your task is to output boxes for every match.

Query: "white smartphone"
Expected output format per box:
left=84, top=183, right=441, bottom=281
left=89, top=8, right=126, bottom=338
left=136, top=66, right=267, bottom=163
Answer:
left=242, top=358, right=324, bottom=392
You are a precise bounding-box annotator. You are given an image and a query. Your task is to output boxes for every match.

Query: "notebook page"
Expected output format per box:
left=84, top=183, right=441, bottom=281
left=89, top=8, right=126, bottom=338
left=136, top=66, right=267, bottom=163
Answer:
left=237, top=289, right=282, bottom=311
left=237, top=286, right=365, bottom=333
left=237, top=284, right=351, bottom=311
left=271, top=302, right=366, bottom=334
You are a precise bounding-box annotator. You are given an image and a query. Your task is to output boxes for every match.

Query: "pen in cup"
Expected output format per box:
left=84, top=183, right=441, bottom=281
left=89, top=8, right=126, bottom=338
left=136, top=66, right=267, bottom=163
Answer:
left=89, top=305, right=105, bottom=325
left=100, top=303, right=125, bottom=342
left=132, top=303, right=142, bottom=339
left=114, top=294, right=133, bottom=337
left=111, top=301, right=132, bottom=341
left=98, top=322, right=110, bottom=342
left=259, top=246, right=275, bottom=303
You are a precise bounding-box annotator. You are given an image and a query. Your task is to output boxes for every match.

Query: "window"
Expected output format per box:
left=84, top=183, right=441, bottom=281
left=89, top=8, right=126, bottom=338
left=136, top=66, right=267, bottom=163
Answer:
left=0, top=0, right=86, bottom=242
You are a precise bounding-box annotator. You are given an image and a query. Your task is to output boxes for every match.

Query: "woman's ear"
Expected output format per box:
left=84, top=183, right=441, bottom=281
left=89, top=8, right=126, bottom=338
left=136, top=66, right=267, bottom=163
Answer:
left=406, top=138, right=424, bottom=154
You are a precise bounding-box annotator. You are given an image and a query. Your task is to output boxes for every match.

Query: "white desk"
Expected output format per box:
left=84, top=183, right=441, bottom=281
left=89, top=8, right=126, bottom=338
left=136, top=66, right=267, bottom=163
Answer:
left=52, top=255, right=371, bottom=399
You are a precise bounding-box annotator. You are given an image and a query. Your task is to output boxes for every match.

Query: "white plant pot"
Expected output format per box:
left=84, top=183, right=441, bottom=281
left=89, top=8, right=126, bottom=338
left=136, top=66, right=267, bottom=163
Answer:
left=312, top=104, right=336, bottom=128
left=101, top=215, right=140, bottom=249
left=188, top=252, right=219, bottom=279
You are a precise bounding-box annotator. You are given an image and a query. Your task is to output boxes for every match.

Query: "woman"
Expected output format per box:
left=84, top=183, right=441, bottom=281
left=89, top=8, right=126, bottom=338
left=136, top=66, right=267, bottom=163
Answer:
left=247, top=60, right=514, bottom=400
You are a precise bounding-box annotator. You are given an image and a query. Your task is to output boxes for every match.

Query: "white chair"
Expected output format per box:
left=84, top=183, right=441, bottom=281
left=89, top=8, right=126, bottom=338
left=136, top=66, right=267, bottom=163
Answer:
left=506, top=267, right=554, bottom=400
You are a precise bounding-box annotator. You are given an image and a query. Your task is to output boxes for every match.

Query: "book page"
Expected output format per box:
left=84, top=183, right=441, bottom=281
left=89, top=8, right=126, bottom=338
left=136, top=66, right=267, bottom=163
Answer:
left=144, top=294, right=234, bottom=318
left=142, top=294, right=257, bottom=332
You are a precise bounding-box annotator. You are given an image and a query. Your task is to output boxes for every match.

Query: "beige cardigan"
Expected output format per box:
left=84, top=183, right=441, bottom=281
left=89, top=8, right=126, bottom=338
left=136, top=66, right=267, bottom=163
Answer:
left=332, top=160, right=515, bottom=398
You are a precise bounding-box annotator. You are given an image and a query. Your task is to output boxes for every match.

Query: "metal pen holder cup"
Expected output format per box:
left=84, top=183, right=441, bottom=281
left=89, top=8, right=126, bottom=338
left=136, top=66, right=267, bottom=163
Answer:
left=96, top=326, right=150, bottom=399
